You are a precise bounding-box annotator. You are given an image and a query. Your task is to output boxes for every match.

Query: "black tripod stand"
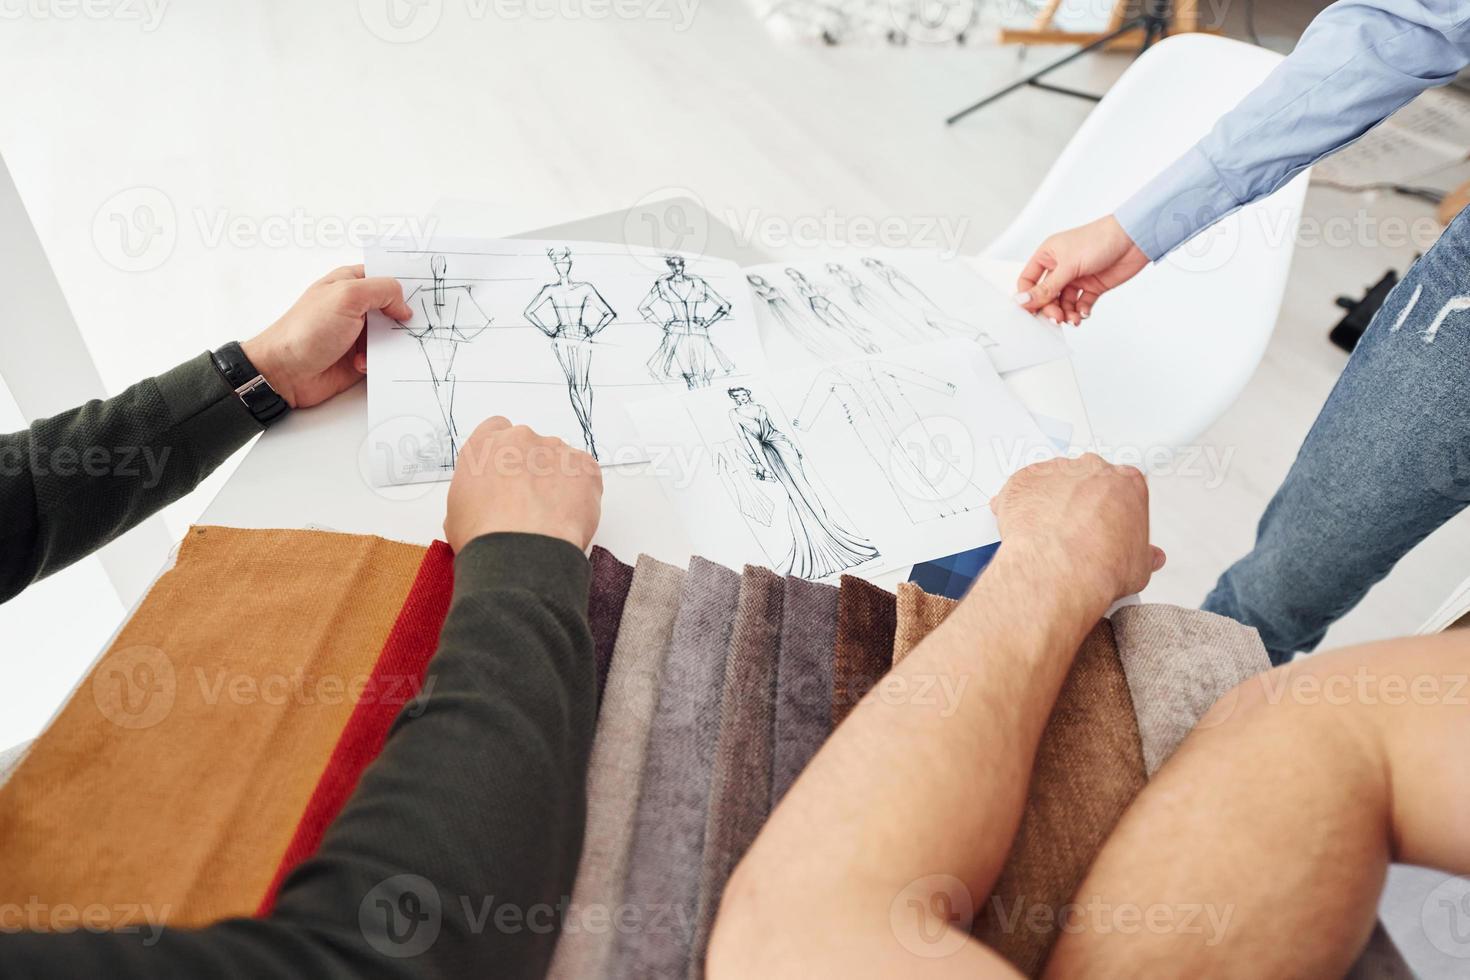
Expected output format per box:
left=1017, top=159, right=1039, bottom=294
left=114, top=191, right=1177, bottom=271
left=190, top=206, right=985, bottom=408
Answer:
left=946, top=0, right=1173, bottom=126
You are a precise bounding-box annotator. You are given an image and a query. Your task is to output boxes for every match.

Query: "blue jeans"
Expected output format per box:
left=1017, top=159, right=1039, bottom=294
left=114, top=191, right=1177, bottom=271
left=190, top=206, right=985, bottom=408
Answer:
left=1204, top=206, right=1470, bottom=664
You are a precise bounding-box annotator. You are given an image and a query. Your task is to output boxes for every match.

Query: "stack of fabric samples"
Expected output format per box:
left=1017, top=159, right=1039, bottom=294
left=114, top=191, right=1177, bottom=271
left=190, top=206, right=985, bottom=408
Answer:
left=0, top=527, right=1409, bottom=976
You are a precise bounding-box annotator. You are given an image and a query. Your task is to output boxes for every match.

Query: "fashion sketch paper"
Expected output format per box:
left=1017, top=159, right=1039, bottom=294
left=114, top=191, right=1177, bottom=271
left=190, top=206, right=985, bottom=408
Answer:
left=742, top=250, right=1067, bottom=375
left=626, top=339, right=1056, bottom=582
left=365, top=238, right=766, bottom=485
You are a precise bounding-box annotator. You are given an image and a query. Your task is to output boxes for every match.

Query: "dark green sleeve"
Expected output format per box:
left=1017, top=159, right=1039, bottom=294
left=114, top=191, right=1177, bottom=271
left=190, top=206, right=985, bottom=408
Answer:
left=0, top=352, right=262, bottom=603
left=0, top=532, right=598, bottom=980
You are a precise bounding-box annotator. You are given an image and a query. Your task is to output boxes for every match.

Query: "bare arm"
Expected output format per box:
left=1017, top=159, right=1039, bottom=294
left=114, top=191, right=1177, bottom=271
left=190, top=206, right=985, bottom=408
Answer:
left=708, top=455, right=1165, bottom=978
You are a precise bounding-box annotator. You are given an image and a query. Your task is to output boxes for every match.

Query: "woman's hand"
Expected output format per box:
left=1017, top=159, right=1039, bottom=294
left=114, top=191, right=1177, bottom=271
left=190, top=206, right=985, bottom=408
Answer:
left=1014, top=215, right=1149, bottom=326
left=241, top=265, right=413, bottom=409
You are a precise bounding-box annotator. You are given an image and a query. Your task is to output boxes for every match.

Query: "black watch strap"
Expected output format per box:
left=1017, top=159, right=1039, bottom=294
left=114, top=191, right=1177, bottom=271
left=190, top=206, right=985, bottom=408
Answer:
left=211, top=341, right=291, bottom=428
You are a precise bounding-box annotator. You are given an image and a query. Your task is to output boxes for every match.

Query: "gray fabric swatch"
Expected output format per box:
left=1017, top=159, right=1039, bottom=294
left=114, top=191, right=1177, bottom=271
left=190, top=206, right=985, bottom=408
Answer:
left=548, top=556, right=686, bottom=980
left=690, top=566, right=784, bottom=978
left=612, top=556, right=741, bottom=980
left=1113, top=605, right=1410, bottom=980
left=770, top=576, right=839, bottom=805
left=1110, top=604, right=1270, bottom=776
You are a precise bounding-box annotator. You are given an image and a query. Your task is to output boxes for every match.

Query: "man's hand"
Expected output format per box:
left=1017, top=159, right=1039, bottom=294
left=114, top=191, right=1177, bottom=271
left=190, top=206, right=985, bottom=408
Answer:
left=443, top=417, right=603, bottom=553
left=991, top=454, right=1166, bottom=608
left=1015, top=215, right=1149, bottom=326
left=241, top=265, right=413, bottom=409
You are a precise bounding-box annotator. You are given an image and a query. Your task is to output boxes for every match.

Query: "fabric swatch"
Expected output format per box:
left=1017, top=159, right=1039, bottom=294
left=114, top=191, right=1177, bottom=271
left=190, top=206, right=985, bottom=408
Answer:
left=549, top=555, right=687, bottom=980
left=771, top=576, right=839, bottom=804
left=1110, top=604, right=1270, bottom=775
left=974, top=619, right=1148, bottom=975
left=832, top=576, right=896, bottom=727
left=257, top=540, right=455, bottom=914
left=588, top=545, right=636, bottom=707
left=691, top=565, right=784, bottom=976
left=893, top=581, right=958, bottom=664
left=0, top=526, right=424, bottom=928
left=612, top=556, right=741, bottom=980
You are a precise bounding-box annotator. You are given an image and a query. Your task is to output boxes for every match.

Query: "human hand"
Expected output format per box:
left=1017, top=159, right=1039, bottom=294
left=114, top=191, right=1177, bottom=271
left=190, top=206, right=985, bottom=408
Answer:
left=241, top=265, right=412, bottom=409
left=443, top=417, right=603, bottom=553
left=990, top=454, right=1165, bottom=607
left=1014, top=215, right=1149, bottom=326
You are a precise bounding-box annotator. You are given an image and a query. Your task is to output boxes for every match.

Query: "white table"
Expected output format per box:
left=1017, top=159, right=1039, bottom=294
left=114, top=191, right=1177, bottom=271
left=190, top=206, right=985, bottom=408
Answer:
left=201, top=200, right=1094, bottom=589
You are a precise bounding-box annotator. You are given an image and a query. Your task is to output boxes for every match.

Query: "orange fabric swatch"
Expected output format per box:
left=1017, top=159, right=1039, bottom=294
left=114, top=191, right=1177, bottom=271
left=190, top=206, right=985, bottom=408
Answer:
left=0, top=526, right=424, bottom=929
left=893, top=581, right=957, bottom=664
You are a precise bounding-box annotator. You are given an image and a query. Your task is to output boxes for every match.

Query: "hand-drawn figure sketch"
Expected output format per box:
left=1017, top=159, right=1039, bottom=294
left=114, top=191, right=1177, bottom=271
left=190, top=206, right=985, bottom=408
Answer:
left=524, top=247, right=618, bottom=458
left=793, top=360, right=987, bottom=523
left=640, top=255, right=735, bottom=389
left=786, top=268, right=881, bottom=354
left=747, top=273, right=848, bottom=359
left=861, top=256, right=997, bottom=348
left=402, top=254, right=493, bottom=468
left=727, top=386, right=880, bottom=578
left=714, top=445, right=776, bottom=526
left=825, top=261, right=933, bottom=344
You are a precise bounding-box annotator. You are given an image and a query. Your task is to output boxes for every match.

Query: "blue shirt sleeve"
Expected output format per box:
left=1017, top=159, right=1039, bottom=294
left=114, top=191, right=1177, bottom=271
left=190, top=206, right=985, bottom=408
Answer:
left=1117, top=0, right=1470, bottom=260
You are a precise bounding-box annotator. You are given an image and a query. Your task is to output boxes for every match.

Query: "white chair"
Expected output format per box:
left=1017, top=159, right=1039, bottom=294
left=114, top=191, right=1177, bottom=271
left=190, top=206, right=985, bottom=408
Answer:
left=984, top=34, right=1310, bottom=452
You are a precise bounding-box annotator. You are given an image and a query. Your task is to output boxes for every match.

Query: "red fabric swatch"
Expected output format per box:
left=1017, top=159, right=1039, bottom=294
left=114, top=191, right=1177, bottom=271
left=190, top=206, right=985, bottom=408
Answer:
left=256, top=540, right=456, bottom=915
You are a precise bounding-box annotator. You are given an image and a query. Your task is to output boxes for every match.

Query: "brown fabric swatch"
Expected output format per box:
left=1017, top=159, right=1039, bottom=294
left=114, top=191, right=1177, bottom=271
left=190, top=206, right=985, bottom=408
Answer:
left=0, top=526, right=423, bottom=928
left=832, top=576, right=896, bottom=727
left=893, top=581, right=957, bottom=665
left=691, top=566, right=784, bottom=977
left=588, top=545, right=636, bottom=707
left=771, top=576, right=839, bottom=805
left=974, top=619, right=1148, bottom=976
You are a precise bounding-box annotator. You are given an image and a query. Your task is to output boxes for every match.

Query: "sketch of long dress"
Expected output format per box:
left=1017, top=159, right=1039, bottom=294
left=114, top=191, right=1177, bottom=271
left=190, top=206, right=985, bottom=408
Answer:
left=786, top=268, right=880, bottom=354
left=861, top=257, right=997, bottom=348
left=826, top=262, right=933, bottom=344
left=524, top=247, right=617, bottom=458
left=728, top=392, right=880, bottom=579
left=747, top=273, right=847, bottom=359
left=715, top=446, right=776, bottom=526
left=794, top=361, right=987, bottom=522
left=640, top=255, right=735, bottom=389
left=402, top=254, right=493, bottom=468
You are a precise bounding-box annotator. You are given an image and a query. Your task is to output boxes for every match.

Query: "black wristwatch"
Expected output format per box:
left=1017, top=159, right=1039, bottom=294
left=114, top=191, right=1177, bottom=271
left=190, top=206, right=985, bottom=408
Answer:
left=211, top=341, right=291, bottom=428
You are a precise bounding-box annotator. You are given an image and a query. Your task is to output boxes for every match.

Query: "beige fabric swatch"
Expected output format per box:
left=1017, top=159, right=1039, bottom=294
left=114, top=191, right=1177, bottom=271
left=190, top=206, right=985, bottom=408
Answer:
left=1110, top=604, right=1270, bottom=776
left=548, top=555, right=686, bottom=980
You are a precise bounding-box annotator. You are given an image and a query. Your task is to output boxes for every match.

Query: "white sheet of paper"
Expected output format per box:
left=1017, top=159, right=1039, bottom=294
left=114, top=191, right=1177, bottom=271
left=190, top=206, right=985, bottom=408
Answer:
left=742, top=249, right=1067, bottom=376
left=364, top=237, right=766, bottom=485
left=626, top=339, right=1056, bottom=582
